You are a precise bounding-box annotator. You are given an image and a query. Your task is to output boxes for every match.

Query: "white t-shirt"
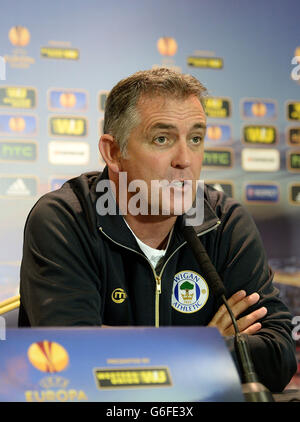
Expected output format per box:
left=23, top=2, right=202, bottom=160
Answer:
left=124, top=219, right=171, bottom=269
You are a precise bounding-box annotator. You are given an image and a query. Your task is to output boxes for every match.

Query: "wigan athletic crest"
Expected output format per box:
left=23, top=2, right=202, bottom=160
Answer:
left=171, top=270, right=209, bottom=314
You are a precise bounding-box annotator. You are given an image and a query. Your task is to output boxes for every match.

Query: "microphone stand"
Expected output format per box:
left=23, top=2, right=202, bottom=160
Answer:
left=182, top=225, right=274, bottom=402
left=221, top=294, right=274, bottom=402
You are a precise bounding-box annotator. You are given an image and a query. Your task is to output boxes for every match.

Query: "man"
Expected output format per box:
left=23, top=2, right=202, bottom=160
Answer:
left=19, top=68, right=296, bottom=392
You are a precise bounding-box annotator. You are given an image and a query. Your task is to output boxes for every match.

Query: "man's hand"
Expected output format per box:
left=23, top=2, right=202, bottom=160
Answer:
left=207, top=290, right=267, bottom=336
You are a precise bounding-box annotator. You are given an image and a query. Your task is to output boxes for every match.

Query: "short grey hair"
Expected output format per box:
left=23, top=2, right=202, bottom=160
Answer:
left=103, top=68, right=208, bottom=156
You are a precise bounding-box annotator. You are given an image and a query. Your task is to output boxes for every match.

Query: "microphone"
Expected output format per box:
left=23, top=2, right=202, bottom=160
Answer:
left=182, top=224, right=274, bottom=402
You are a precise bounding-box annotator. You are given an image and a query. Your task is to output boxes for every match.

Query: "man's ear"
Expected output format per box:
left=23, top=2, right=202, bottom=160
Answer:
left=98, top=134, right=122, bottom=174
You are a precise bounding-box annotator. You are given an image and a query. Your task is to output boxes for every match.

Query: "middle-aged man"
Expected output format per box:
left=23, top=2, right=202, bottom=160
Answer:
left=19, top=68, right=297, bottom=392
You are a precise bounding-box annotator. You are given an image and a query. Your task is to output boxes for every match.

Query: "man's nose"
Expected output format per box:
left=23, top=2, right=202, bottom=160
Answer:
left=171, top=141, right=191, bottom=169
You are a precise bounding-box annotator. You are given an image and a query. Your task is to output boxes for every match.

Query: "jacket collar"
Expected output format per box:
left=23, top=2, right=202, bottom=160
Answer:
left=91, top=167, right=220, bottom=251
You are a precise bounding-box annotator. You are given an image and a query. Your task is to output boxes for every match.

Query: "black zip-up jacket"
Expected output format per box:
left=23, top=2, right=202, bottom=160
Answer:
left=19, top=168, right=297, bottom=392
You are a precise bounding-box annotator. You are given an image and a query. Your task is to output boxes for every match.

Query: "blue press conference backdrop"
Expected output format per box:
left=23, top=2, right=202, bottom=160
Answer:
left=0, top=0, right=299, bottom=327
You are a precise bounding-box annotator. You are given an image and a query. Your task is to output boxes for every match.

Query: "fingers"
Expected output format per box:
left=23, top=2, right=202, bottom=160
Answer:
left=227, top=289, right=247, bottom=306
left=208, top=290, right=267, bottom=336
left=208, top=290, right=246, bottom=328
left=238, top=306, right=267, bottom=333
left=222, top=306, right=268, bottom=335
left=209, top=290, right=260, bottom=331
left=242, top=322, right=262, bottom=335
left=231, top=292, right=261, bottom=323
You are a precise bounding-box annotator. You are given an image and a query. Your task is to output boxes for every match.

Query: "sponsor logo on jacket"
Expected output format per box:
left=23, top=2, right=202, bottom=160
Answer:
left=112, top=288, right=127, bottom=304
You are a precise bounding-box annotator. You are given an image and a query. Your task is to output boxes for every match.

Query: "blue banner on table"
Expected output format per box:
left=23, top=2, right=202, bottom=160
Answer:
left=0, top=327, right=244, bottom=402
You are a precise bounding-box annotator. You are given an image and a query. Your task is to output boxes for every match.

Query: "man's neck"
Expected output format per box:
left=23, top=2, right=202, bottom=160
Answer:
left=124, top=214, right=177, bottom=250
left=107, top=169, right=177, bottom=249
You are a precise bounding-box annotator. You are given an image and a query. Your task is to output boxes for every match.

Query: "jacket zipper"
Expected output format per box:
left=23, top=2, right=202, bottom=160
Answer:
left=155, top=275, right=161, bottom=328
left=99, top=227, right=162, bottom=326
left=99, top=220, right=220, bottom=328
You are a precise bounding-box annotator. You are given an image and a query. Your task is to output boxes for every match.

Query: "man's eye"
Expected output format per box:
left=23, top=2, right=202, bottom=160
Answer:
left=191, top=136, right=202, bottom=145
left=154, top=136, right=167, bottom=145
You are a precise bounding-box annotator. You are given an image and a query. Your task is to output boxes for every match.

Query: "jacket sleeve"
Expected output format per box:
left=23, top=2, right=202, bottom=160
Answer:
left=19, top=189, right=102, bottom=326
left=213, top=197, right=297, bottom=393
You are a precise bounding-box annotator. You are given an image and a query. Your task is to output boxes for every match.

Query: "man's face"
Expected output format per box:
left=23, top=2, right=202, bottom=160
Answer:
left=118, top=94, right=206, bottom=217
